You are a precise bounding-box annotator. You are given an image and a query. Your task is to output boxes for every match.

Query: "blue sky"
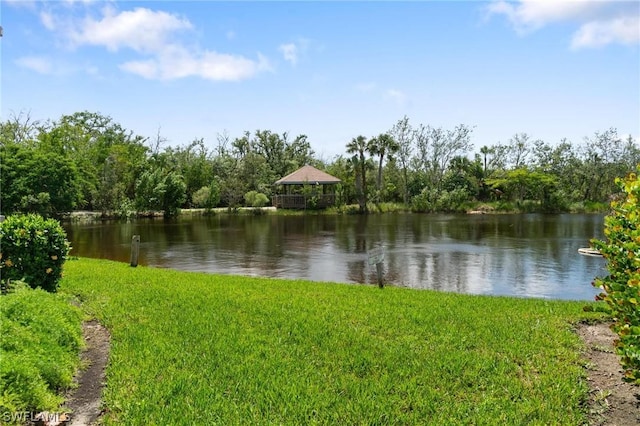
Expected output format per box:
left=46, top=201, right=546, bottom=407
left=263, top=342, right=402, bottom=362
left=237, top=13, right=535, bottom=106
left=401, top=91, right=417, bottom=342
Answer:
left=1, top=0, right=639, bottom=159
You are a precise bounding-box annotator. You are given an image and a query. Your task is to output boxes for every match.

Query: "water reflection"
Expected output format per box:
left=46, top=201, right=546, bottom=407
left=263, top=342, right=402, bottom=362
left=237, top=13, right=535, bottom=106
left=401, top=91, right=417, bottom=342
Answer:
left=64, top=213, right=607, bottom=300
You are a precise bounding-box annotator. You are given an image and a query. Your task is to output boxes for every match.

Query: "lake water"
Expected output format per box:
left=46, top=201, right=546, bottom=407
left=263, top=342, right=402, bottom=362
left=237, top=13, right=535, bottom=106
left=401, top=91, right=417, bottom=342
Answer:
left=63, top=213, right=607, bottom=300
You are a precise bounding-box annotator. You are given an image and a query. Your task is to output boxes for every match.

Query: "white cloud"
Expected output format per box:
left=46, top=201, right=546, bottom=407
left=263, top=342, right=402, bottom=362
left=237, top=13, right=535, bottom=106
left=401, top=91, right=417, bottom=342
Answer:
left=486, top=0, right=602, bottom=33
left=120, top=44, right=272, bottom=81
left=486, top=0, right=640, bottom=48
left=35, top=5, right=271, bottom=82
left=571, top=16, right=640, bottom=48
left=69, top=6, right=192, bottom=53
left=15, top=56, right=53, bottom=74
left=279, top=43, right=298, bottom=65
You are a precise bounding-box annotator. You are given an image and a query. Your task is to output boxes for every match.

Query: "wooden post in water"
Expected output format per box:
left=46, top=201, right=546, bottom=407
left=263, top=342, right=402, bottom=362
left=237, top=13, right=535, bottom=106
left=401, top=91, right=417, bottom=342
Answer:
left=368, top=246, right=385, bottom=289
left=375, top=262, right=384, bottom=288
left=130, top=235, right=140, bottom=267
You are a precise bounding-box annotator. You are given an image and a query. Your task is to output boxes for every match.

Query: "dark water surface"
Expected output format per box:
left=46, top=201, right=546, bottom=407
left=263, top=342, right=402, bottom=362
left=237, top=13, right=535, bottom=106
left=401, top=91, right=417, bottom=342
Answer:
left=64, top=213, right=607, bottom=300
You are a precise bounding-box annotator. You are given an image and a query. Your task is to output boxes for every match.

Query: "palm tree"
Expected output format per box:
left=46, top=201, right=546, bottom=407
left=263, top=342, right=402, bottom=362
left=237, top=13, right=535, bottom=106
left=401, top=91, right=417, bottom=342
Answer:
left=479, top=145, right=493, bottom=175
left=368, top=133, right=400, bottom=206
left=346, top=135, right=368, bottom=212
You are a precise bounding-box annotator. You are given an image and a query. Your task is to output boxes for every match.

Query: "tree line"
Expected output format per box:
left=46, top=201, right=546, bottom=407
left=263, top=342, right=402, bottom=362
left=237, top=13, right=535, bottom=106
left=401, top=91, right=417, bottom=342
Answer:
left=1, top=110, right=638, bottom=217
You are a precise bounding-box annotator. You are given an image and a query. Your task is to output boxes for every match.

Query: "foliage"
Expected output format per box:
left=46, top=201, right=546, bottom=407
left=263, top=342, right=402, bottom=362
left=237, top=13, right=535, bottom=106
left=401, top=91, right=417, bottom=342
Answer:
left=412, top=187, right=439, bottom=212
left=208, top=180, right=221, bottom=209
left=135, top=168, right=186, bottom=217
left=0, top=286, right=83, bottom=418
left=114, top=198, right=137, bottom=220
left=590, top=169, right=640, bottom=384
left=389, top=115, right=414, bottom=204
left=346, top=135, right=372, bottom=212
left=192, top=180, right=220, bottom=209
left=0, top=214, right=71, bottom=292
left=39, top=111, right=148, bottom=210
left=369, top=202, right=408, bottom=214
left=192, top=186, right=213, bottom=209
left=414, top=123, right=474, bottom=190
left=162, top=139, right=214, bottom=208
left=61, top=257, right=598, bottom=425
left=325, top=204, right=362, bottom=215
left=0, top=143, right=82, bottom=216
left=1, top=111, right=638, bottom=217
left=412, top=187, right=469, bottom=213
left=487, top=168, right=556, bottom=204
left=244, top=190, right=270, bottom=208
left=368, top=133, right=399, bottom=198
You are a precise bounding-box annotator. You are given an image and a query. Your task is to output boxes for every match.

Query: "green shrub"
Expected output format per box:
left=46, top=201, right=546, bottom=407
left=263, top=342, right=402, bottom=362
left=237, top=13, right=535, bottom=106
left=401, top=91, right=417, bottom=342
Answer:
left=193, top=182, right=221, bottom=210
left=115, top=198, right=136, bottom=220
left=411, top=188, right=469, bottom=213
left=590, top=168, right=640, bottom=384
left=411, top=187, right=438, bottom=212
left=192, top=186, right=212, bottom=208
left=437, top=188, right=470, bottom=212
left=0, top=214, right=71, bottom=292
left=495, top=200, right=515, bottom=212
left=0, top=286, right=83, bottom=416
left=244, top=191, right=270, bottom=207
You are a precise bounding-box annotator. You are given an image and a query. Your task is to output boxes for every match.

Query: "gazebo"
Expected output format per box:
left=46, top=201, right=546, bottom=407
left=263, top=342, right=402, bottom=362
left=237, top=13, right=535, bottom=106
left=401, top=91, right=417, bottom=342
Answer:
left=272, top=165, right=341, bottom=209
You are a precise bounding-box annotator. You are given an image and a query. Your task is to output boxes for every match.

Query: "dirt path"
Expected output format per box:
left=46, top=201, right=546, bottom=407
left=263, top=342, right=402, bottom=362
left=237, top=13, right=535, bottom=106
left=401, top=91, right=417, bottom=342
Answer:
left=62, top=321, right=110, bottom=426
left=577, top=322, right=639, bottom=425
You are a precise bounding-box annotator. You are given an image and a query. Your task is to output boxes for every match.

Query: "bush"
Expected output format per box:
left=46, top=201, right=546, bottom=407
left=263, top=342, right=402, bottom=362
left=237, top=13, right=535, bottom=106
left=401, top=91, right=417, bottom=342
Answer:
left=192, top=186, right=212, bottom=208
left=437, top=188, right=470, bottom=212
left=411, top=188, right=469, bottom=213
left=590, top=169, right=640, bottom=384
left=192, top=182, right=221, bottom=210
left=0, top=214, right=71, bottom=292
left=411, top=187, right=438, bottom=212
left=115, top=198, right=136, bottom=220
left=0, top=286, right=83, bottom=416
left=135, top=168, right=186, bottom=217
left=244, top=191, right=270, bottom=208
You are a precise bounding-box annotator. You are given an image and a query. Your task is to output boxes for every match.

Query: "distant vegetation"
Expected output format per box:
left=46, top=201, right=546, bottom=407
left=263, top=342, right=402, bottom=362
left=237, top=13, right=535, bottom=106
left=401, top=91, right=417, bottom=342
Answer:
left=1, top=111, right=638, bottom=217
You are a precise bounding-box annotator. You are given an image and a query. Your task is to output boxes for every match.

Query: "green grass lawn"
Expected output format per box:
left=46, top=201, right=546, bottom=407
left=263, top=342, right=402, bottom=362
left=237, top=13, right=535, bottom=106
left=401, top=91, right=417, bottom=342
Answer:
left=60, top=258, right=600, bottom=425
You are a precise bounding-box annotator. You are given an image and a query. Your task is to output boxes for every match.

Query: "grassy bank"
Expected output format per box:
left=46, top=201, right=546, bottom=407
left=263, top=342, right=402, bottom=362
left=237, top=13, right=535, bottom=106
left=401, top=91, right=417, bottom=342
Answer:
left=60, top=258, right=599, bottom=425
left=0, top=285, right=84, bottom=419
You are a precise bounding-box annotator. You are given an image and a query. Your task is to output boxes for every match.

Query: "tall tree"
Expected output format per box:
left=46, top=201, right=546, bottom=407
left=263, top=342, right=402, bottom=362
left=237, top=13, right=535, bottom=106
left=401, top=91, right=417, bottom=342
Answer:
left=479, top=145, right=493, bottom=175
left=38, top=111, right=147, bottom=209
left=169, top=139, right=214, bottom=207
left=367, top=133, right=399, bottom=201
left=507, top=133, right=532, bottom=169
left=346, top=135, right=369, bottom=212
left=0, top=111, right=42, bottom=145
left=424, top=124, right=473, bottom=190
left=135, top=168, right=186, bottom=217
left=389, top=116, right=414, bottom=204
left=285, top=134, right=315, bottom=172
left=0, top=143, right=82, bottom=216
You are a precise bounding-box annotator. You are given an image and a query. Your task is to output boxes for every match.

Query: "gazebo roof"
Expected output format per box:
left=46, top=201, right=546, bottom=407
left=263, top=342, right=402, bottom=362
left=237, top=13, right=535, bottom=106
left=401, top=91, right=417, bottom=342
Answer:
left=275, top=165, right=341, bottom=185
